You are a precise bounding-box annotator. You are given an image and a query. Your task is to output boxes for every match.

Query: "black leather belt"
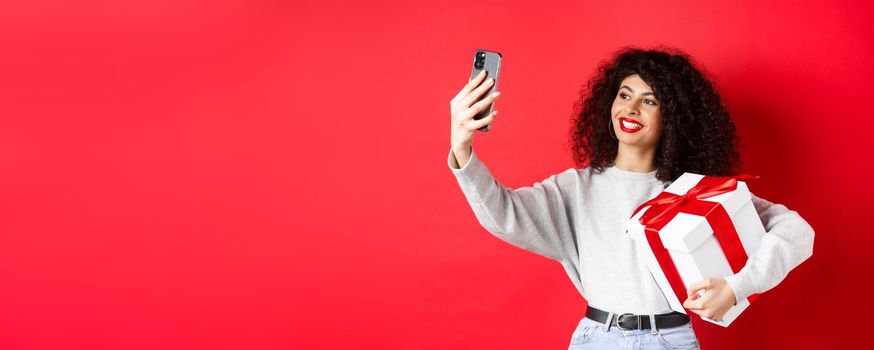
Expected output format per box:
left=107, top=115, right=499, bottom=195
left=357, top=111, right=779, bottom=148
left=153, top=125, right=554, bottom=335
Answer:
left=586, top=305, right=690, bottom=331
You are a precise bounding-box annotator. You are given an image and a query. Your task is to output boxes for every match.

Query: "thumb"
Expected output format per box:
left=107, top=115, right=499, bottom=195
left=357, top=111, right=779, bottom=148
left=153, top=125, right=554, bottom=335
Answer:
left=687, top=279, right=713, bottom=297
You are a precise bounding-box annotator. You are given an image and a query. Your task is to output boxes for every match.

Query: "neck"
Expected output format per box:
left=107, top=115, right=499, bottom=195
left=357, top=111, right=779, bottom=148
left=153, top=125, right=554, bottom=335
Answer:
left=613, top=143, right=656, bottom=173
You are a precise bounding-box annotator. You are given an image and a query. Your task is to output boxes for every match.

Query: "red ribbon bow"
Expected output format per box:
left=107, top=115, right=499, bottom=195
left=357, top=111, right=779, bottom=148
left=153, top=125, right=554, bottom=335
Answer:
left=630, top=174, right=760, bottom=315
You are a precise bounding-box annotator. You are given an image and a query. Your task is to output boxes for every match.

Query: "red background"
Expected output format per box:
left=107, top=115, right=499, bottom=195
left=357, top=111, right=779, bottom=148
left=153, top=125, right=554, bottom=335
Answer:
left=1, top=0, right=871, bottom=349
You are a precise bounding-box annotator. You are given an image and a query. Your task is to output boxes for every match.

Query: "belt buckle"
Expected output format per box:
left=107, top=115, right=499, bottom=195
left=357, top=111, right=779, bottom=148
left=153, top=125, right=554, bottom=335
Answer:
left=615, top=313, right=640, bottom=331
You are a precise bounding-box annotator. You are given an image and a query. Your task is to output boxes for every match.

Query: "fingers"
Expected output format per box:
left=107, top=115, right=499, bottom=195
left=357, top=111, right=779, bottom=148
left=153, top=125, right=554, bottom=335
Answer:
left=688, top=306, right=722, bottom=321
left=457, top=92, right=500, bottom=127
left=459, top=77, right=496, bottom=108
left=456, top=90, right=500, bottom=122
left=450, top=71, right=499, bottom=133
left=467, top=91, right=501, bottom=114
left=454, top=70, right=488, bottom=103
left=682, top=278, right=734, bottom=322
left=687, top=307, right=717, bottom=320
left=683, top=283, right=712, bottom=311
left=684, top=296, right=709, bottom=312
left=683, top=295, right=704, bottom=310
left=464, top=110, right=497, bottom=131
left=687, top=279, right=713, bottom=297
left=683, top=290, right=714, bottom=313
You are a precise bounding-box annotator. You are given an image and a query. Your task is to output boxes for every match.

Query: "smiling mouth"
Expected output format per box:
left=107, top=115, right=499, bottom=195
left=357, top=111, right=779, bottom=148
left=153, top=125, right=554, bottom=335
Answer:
left=618, top=117, right=644, bottom=133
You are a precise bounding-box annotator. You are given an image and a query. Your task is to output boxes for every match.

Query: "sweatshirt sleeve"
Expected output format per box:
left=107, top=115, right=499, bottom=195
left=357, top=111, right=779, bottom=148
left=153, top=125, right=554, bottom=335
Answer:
left=447, top=146, right=575, bottom=261
left=724, top=192, right=815, bottom=304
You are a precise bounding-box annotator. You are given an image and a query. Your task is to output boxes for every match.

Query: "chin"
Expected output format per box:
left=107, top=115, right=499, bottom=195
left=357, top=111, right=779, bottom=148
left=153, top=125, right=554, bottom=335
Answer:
left=617, top=135, right=644, bottom=144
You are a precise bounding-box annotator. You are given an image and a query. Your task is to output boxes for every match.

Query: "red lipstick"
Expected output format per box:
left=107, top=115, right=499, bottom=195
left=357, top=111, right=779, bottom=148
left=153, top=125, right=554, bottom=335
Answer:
left=618, top=117, right=644, bottom=134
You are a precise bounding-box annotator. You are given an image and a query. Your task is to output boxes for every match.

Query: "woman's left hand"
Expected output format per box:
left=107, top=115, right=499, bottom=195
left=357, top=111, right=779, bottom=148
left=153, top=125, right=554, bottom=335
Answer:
left=682, top=278, right=736, bottom=321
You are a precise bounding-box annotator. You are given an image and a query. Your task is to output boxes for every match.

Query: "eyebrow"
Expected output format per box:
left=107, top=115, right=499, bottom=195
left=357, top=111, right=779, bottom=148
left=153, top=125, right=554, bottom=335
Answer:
left=620, top=85, right=655, bottom=97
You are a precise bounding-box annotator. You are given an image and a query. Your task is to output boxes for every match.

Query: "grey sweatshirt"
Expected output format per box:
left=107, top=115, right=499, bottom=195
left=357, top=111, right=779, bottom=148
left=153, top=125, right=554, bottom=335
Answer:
left=448, top=147, right=815, bottom=315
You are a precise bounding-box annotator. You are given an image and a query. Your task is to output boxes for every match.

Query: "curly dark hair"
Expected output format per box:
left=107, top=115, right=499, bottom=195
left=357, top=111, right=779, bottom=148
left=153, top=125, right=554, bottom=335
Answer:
left=568, top=46, right=741, bottom=183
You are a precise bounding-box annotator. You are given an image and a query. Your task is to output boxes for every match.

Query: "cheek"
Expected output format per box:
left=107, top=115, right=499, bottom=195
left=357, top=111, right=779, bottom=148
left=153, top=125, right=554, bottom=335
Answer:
left=647, top=114, right=663, bottom=137
left=610, top=98, right=622, bottom=113
left=650, top=125, right=663, bottom=141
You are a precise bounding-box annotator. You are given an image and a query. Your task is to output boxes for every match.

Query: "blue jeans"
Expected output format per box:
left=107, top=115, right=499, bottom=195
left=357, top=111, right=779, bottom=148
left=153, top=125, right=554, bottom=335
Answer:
left=568, top=316, right=700, bottom=350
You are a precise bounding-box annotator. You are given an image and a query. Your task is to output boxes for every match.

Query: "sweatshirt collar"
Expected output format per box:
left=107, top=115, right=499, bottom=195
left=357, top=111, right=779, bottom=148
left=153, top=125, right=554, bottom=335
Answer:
left=603, top=165, right=659, bottom=181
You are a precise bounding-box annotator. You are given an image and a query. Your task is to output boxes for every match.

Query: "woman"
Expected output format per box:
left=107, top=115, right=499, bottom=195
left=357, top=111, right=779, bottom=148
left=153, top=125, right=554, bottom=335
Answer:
left=446, top=47, right=815, bottom=349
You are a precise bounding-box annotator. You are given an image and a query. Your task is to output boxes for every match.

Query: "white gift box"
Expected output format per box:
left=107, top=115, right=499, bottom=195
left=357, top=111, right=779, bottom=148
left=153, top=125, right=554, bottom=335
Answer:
left=626, top=173, right=765, bottom=327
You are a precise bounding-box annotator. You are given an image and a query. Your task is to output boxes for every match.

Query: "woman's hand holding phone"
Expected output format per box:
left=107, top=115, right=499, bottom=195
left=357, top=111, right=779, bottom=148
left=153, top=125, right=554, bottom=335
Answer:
left=449, top=70, right=501, bottom=168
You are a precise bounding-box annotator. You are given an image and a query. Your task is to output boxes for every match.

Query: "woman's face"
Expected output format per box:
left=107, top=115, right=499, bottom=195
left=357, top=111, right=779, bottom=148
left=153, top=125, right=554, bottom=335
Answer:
left=610, top=74, right=663, bottom=149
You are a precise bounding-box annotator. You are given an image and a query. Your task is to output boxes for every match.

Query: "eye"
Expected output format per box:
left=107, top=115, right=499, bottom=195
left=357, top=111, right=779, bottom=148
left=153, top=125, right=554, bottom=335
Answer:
left=619, top=92, right=657, bottom=106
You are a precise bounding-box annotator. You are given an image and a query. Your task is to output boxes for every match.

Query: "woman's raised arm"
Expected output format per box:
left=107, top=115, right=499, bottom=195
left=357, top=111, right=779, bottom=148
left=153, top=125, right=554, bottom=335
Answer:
left=448, top=146, right=577, bottom=261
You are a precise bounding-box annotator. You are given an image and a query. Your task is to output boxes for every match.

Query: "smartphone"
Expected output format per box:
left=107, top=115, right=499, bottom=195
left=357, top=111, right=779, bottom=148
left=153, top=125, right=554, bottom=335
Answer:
left=469, top=49, right=502, bottom=132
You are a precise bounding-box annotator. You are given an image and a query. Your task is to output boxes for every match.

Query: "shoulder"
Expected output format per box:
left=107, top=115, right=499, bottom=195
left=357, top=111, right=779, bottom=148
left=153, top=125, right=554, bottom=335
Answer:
left=537, top=166, right=595, bottom=191
left=558, top=166, right=594, bottom=181
left=748, top=191, right=808, bottom=229
left=524, top=166, right=588, bottom=185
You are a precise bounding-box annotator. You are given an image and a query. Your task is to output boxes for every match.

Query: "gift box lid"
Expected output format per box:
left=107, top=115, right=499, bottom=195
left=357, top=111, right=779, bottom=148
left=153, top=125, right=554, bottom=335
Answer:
left=630, top=172, right=753, bottom=253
